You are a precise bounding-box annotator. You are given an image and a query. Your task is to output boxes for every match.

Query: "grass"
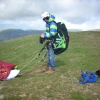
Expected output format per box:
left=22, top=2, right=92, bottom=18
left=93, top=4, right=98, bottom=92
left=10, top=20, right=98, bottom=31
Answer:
left=0, top=31, right=100, bottom=100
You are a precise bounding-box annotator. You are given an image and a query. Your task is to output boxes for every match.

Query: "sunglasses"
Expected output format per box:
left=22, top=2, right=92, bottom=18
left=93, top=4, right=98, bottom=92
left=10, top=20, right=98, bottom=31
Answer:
left=43, top=18, right=46, bottom=21
left=43, top=17, right=49, bottom=21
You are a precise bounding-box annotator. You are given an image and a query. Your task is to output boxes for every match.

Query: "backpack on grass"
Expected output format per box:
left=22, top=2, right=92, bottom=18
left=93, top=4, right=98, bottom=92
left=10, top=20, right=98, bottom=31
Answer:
left=95, top=70, right=100, bottom=77
left=53, top=22, right=69, bottom=55
left=79, top=71, right=98, bottom=84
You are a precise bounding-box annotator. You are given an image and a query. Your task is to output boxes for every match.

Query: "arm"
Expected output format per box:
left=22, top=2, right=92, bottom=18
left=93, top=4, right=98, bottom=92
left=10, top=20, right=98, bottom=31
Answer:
left=44, top=22, right=57, bottom=38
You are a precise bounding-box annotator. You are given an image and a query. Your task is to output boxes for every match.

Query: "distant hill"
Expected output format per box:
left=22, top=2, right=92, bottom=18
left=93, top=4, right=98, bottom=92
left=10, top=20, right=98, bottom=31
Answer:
left=1, top=28, right=99, bottom=42
left=89, top=29, right=100, bottom=31
left=68, top=29, right=82, bottom=32
left=0, top=29, right=44, bottom=42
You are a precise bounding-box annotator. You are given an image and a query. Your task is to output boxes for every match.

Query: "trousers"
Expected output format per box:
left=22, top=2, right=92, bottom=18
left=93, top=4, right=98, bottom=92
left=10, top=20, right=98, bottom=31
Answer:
left=47, top=42, right=55, bottom=71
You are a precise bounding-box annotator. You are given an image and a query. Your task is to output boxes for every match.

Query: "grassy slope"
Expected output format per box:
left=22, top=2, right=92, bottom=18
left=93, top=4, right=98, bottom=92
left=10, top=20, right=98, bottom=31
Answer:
left=0, top=31, right=100, bottom=100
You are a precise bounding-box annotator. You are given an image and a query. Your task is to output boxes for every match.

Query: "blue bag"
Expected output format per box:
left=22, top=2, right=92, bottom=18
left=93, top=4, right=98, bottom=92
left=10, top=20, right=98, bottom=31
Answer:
left=79, top=71, right=98, bottom=84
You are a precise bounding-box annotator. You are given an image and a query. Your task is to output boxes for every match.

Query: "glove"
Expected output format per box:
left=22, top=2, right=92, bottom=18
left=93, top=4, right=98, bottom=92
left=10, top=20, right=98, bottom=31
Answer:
left=39, top=37, right=45, bottom=44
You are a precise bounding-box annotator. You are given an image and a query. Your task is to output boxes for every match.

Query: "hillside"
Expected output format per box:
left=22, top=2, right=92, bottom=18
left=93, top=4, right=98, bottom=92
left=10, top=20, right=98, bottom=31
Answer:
left=89, top=29, right=100, bottom=31
left=0, top=29, right=44, bottom=42
left=0, top=31, right=100, bottom=100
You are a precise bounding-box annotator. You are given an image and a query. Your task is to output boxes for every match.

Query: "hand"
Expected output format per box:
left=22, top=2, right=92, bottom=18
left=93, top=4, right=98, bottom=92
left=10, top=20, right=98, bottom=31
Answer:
left=41, top=34, right=44, bottom=38
left=39, top=37, right=45, bottom=44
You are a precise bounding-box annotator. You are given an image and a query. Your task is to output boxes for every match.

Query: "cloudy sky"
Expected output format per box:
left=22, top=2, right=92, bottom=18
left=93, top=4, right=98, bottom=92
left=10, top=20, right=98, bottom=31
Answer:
left=0, top=0, right=100, bottom=31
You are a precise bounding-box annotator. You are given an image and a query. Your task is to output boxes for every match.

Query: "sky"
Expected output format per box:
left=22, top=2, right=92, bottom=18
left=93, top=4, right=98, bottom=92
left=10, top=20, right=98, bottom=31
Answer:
left=0, top=0, right=100, bottom=31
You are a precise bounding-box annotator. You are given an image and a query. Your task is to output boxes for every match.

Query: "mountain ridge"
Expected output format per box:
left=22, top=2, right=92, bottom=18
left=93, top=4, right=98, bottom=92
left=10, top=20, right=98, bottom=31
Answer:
left=0, top=29, right=44, bottom=42
left=0, top=28, right=100, bottom=42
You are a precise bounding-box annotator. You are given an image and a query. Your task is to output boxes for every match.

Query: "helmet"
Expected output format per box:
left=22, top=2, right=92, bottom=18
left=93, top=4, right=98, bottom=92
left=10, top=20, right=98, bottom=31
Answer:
left=41, top=12, right=50, bottom=19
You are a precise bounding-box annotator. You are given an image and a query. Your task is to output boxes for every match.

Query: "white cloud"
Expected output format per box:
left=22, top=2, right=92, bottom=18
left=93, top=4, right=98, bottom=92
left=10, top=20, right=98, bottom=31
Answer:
left=0, top=0, right=100, bottom=30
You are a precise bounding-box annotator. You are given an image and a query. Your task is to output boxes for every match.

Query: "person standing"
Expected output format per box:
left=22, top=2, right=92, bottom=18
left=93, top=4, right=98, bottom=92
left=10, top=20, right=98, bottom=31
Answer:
left=40, top=12, right=57, bottom=74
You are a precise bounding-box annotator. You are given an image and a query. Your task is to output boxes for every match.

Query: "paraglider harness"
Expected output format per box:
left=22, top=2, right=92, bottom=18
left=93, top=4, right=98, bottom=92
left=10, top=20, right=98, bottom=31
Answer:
left=40, top=21, right=69, bottom=55
left=53, top=21, right=69, bottom=55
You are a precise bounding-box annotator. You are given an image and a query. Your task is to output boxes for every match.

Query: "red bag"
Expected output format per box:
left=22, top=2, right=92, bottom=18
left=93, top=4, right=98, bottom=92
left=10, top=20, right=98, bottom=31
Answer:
left=0, top=61, right=16, bottom=80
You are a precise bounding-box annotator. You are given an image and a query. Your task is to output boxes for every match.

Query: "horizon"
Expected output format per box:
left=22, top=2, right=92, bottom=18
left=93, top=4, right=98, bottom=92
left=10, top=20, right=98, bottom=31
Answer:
left=0, top=28, right=100, bottom=32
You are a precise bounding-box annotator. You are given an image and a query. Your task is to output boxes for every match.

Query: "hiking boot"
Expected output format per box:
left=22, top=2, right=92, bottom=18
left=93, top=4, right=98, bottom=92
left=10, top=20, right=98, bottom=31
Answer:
left=42, top=67, right=49, bottom=72
left=45, top=67, right=54, bottom=74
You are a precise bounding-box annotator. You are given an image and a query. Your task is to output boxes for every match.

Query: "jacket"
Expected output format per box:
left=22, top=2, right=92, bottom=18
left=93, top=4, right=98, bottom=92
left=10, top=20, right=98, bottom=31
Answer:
left=44, top=15, right=57, bottom=39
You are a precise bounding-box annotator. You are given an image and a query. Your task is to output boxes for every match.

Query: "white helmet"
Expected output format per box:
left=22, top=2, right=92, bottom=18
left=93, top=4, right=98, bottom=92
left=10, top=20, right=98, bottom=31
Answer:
left=41, top=12, right=50, bottom=19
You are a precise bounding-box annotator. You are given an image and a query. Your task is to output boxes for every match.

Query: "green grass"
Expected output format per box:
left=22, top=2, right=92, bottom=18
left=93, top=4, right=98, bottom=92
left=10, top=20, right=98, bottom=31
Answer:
left=0, top=31, right=100, bottom=100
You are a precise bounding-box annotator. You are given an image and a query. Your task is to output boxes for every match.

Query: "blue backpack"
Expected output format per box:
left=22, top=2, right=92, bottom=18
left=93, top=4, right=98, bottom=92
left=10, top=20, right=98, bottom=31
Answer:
left=79, top=71, right=98, bottom=84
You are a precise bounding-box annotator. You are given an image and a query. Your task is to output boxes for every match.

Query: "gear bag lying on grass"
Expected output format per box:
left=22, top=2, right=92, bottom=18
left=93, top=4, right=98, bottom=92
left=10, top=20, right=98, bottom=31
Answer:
left=79, top=71, right=98, bottom=84
left=95, top=70, right=100, bottom=77
left=52, top=22, right=69, bottom=55
left=0, top=61, right=20, bottom=80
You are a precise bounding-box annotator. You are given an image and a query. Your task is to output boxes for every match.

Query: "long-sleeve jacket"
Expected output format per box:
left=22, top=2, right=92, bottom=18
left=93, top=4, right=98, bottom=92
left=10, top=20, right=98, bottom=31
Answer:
left=44, top=15, right=57, bottom=39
